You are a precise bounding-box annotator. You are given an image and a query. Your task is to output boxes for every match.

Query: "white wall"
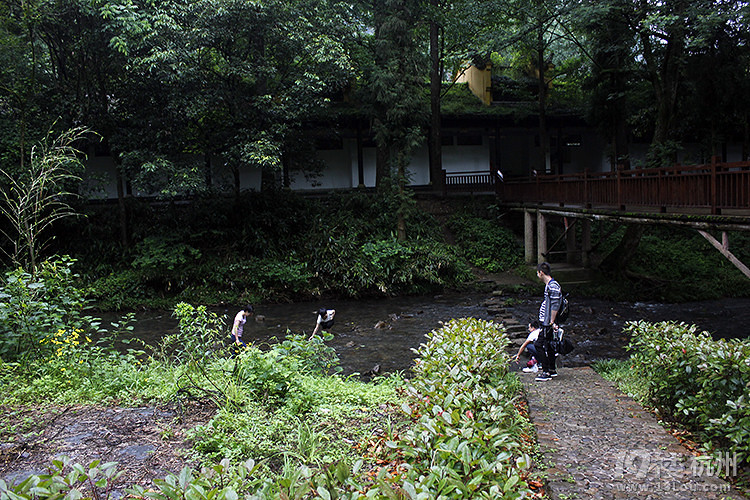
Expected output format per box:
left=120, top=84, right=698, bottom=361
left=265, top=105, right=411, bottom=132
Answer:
left=407, top=145, right=431, bottom=185
left=80, top=129, right=747, bottom=198
left=441, top=139, right=490, bottom=173
left=238, top=166, right=262, bottom=192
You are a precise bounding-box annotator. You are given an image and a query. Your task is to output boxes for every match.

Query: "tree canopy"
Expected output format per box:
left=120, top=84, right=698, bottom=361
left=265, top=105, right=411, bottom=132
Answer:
left=1, top=0, right=749, bottom=197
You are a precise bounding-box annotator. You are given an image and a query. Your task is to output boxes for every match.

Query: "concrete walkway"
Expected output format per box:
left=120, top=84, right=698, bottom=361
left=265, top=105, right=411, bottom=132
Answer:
left=521, top=367, right=747, bottom=499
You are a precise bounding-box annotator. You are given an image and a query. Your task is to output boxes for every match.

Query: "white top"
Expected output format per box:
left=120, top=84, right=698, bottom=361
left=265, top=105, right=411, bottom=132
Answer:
left=525, top=328, right=540, bottom=343
left=317, top=309, right=335, bottom=324
left=233, top=310, right=247, bottom=337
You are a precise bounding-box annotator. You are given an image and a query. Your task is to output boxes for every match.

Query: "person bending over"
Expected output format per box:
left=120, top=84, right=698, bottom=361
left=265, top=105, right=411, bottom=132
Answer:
left=515, top=320, right=541, bottom=373
left=311, top=307, right=336, bottom=339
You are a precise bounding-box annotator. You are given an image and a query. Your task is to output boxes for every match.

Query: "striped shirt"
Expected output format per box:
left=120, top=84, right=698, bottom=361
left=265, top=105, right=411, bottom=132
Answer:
left=539, top=279, right=562, bottom=326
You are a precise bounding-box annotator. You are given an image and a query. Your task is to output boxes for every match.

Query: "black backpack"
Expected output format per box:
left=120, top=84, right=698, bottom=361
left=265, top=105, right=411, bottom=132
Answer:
left=557, top=292, right=570, bottom=324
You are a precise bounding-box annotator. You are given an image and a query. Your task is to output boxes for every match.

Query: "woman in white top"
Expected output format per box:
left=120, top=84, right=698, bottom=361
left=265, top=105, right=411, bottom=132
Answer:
left=231, top=305, right=254, bottom=347
left=310, top=307, right=335, bottom=338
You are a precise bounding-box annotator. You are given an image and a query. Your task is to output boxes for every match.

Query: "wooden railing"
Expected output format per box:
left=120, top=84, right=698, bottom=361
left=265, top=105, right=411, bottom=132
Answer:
left=445, top=159, right=750, bottom=215
left=443, top=169, right=497, bottom=194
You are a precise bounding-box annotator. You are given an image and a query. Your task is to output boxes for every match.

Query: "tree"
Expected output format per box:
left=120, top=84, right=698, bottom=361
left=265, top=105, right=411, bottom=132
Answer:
left=0, top=0, right=162, bottom=248
left=0, top=0, right=62, bottom=175
left=681, top=5, right=750, bottom=161
left=501, top=0, right=584, bottom=174
left=129, top=0, right=357, bottom=196
left=579, top=1, right=637, bottom=169
left=607, top=0, right=747, bottom=166
left=365, top=0, right=427, bottom=240
left=422, top=0, right=512, bottom=191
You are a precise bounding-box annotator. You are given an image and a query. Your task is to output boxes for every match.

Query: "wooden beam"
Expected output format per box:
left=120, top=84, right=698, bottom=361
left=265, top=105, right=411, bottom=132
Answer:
left=698, top=230, right=750, bottom=280
left=507, top=206, right=750, bottom=232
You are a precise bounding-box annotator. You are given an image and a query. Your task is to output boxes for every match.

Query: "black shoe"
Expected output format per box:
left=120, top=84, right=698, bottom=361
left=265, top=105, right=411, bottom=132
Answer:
left=535, top=372, right=552, bottom=381
left=550, top=371, right=558, bottom=377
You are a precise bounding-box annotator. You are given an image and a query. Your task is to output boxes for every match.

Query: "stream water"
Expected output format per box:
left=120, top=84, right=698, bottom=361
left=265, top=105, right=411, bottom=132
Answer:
left=110, top=294, right=750, bottom=377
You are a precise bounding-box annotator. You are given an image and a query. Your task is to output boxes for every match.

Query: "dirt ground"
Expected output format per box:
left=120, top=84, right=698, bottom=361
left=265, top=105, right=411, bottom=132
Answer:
left=0, top=400, right=216, bottom=493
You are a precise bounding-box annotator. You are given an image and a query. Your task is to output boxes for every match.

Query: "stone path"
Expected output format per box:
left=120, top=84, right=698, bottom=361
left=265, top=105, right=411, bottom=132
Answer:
left=521, top=367, right=747, bottom=500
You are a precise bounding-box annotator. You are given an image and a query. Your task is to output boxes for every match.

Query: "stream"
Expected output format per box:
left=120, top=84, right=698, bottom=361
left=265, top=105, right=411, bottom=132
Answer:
left=109, top=294, right=750, bottom=377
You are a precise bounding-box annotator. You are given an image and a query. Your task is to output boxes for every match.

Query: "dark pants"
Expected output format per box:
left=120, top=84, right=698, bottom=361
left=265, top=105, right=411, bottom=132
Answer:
left=526, top=343, right=538, bottom=358
left=533, top=325, right=556, bottom=373
left=229, top=335, right=247, bottom=357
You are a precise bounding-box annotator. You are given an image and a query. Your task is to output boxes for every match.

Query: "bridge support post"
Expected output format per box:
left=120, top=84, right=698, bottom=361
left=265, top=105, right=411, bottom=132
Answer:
left=581, top=219, right=592, bottom=268
left=524, top=210, right=535, bottom=264
left=537, top=211, right=548, bottom=264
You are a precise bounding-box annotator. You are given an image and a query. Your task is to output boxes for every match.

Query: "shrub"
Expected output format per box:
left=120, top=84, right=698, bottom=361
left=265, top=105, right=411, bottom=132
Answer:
left=233, top=347, right=298, bottom=404
left=157, top=303, right=228, bottom=367
left=3, top=315, right=536, bottom=499
left=449, top=213, right=522, bottom=273
left=626, top=320, right=750, bottom=464
left=395, top=318, right=533, bottom=498
left=88, top=268, right=149, bottom=310
left=272, top=330, right=342, bottom=376
left=628, top=228, right=749, bottom=301
left=0, top=256, right=94, bottom=362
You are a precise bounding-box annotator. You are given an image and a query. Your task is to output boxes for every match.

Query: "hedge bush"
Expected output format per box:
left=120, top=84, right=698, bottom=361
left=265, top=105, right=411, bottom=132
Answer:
left=626, top=320, right=750, bottom=464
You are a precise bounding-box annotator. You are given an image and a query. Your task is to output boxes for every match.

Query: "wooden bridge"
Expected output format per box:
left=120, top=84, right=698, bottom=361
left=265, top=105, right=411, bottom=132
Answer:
left=443, top=159, right=750, bottom=278
left=445, top=159, right=750, bottom=215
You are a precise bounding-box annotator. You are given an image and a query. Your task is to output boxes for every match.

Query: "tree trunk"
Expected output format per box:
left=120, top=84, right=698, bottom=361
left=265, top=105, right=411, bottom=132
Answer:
left=114, top=155, right=130, bottom=248
left=640, top=3, right=686, bottom=166
left=537, top=43, right=550, bottom=174
left=397, top=156, right=407, bottom=242
left=428, top=6, right=444, bottom=194
left=599, top=224, right=645, bottom=273
left=375, top=141, right=388, bottom=189
left=612, top=64, right=630, bottom=169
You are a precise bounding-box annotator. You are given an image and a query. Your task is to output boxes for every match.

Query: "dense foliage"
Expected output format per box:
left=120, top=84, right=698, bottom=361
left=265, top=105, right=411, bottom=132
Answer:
left=449, top=211, right=523, bottom=273
left=0, top=276, right=537, bottom=498
left=2, top=0, right=749, bottom=209
left=597, top=321, right=750, bottom=468
left=396, top=317, right=534, bottom=497
left=47, top=191, right=481, bottom=310
left=575, top=223, right=750, bottom=302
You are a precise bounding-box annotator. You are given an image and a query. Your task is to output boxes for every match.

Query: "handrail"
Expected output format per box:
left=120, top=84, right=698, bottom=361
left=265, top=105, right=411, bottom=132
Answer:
left=480, top=159, right=750, bottom=214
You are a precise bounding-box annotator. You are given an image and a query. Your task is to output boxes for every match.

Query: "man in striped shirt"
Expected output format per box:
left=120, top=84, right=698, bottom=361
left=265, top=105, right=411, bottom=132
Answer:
left=533, top=262, right=562, bottom=381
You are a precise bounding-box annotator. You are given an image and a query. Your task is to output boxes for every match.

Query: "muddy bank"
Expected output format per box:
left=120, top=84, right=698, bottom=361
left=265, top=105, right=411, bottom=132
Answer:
left=0, top=401, right=214, bottom=496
